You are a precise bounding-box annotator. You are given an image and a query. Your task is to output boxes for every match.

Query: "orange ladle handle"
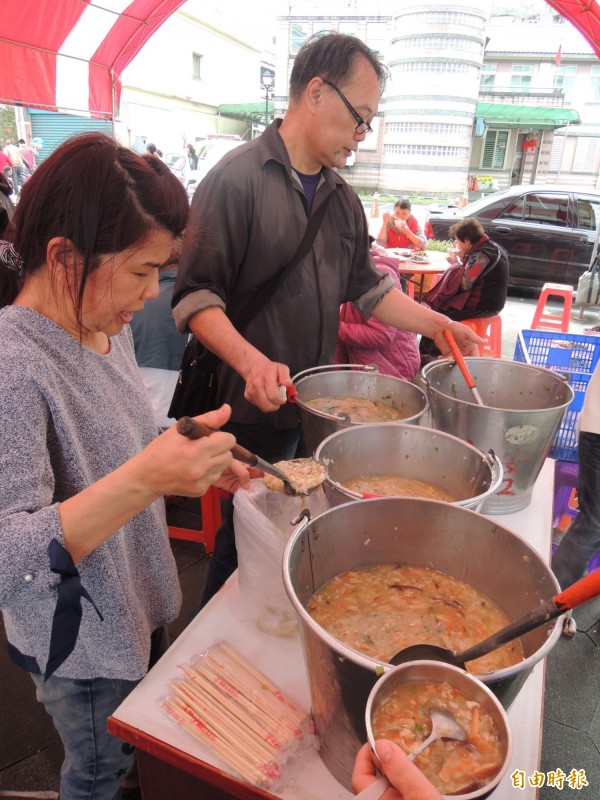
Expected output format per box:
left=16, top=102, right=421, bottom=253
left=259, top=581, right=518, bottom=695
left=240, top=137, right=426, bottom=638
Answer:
left=442, top=329, right=484, bottom=406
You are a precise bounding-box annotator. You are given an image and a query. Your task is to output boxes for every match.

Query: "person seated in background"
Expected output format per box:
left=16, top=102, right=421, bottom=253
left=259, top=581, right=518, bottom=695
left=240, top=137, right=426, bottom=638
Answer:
left=377, top=197, right=427, bottom=251
left=353, top=740, right=443, bottom=800
left=419, top=217, right=509, bottom=367
left=335, top=240, right=420, bottom=381
left=130, top=187, right=188, bottom=429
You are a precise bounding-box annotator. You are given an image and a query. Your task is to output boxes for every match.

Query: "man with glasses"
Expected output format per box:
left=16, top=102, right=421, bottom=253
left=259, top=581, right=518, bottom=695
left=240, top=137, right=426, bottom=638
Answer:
left=172, top=32, right=483, bottom=606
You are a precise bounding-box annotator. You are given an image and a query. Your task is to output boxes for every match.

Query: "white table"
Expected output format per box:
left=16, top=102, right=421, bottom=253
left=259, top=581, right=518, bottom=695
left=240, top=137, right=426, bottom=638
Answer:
left=109, top=460, right=554, bottom=800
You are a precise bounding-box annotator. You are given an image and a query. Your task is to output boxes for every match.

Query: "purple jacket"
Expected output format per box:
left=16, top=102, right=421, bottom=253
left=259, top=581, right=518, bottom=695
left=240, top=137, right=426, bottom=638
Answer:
left=335, top=257, right=420, bottom=381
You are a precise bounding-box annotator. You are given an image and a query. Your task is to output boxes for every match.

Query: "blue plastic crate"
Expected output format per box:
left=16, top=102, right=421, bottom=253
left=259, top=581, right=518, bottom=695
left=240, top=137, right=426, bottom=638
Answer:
left=514, top=331, right=598, bottom=462
left=514, top=329, right=600, bottom=375
left=548, top=372, right=591, bottom=462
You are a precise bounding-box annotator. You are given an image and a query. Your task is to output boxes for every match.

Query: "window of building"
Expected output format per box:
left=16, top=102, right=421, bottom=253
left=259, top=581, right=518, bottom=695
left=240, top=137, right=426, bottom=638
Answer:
left=384, top=143, right=469, bottom=157
left=339, top=22, right=358, bottom=36
left=554, top=65, right=577, bottom=100
left=510, top=64, right=533, bottom=91
left=391, top=60, right=478, bottom=76
left=386, top=121, right=471, bottom=135
left=481, top=130, right=508, bottom=169
left=290, top=22, right=311, bottom=55
left=312, top=22, right=333, bottom=38
left=589, top=65, right=600, bottom=102
left=409, top=10, right=477, bottom=26
left=480, top=63, right=496, bottom=89
left=400, top=35, right=482, bottom=54
left=573, top=137, right=600, bottom=173
left=192, top=52, right=202, bottom=80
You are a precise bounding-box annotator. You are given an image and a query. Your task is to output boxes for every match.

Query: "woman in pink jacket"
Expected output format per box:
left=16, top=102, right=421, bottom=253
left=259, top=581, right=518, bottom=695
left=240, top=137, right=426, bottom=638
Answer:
left=335, top=254, right=420, bottom=381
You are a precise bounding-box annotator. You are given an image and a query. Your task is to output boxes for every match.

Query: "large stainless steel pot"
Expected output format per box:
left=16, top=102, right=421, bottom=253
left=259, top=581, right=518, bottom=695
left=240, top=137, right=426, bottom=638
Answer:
left=292, top=364, right=428, bottom=456
left=314, top=422, right=502, bottom=511
left=422, top=358, right=573, bottom=514
left=283, top=498, right=562, bottom=790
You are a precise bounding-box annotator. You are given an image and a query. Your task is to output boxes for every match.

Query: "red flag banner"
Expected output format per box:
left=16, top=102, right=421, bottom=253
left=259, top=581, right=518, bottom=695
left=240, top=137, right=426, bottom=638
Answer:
left=555, top=44, right=562, bottom=66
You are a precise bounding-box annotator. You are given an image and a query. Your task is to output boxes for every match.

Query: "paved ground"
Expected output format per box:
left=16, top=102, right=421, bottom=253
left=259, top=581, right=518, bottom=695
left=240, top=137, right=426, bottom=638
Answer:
left=1, top=290, right=600, bottom=798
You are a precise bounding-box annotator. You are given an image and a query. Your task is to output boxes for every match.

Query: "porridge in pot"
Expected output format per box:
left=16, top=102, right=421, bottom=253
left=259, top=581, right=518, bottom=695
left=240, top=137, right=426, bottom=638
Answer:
left=306, top=564, right=523, bottom=674
left=343, top=474, right=456, bottom=501
left=372, top=680, right=504, bottom=795
left=306, top=396, right=404, bottom=422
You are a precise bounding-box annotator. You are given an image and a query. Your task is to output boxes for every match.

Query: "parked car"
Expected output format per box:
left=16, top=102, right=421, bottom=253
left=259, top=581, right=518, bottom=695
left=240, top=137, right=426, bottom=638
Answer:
left=185, top=138, right=243, bottom=201
left=427, top=184, right=600, bottom=288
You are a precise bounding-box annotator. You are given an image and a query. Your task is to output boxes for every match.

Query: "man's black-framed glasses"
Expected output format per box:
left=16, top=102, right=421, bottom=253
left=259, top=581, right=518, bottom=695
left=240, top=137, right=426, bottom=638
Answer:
left=323, top=79, right=373, bottom=136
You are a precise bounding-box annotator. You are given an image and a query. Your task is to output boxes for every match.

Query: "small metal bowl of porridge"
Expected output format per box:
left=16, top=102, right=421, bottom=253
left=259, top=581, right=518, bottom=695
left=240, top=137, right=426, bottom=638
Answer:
left=365, top=661, right=512, bottom=799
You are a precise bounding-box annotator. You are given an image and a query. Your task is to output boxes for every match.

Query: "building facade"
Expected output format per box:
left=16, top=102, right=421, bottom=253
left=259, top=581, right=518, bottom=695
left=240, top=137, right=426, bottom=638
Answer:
left=274, top=0, right=600, bottom=195
left=17, top=0, right=600, bottom=194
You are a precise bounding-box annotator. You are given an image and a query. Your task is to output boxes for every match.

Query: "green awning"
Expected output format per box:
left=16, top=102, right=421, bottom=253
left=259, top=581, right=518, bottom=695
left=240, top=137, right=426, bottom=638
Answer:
left=218, top=101, right=273, bottom=123
left=475, top=103, right=580, bottom=130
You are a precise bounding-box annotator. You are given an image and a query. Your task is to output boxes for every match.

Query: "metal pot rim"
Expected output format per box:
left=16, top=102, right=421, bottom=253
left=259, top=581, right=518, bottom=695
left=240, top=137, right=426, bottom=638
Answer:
left=314, top=423, right=503, bottom=508
left=422, top=358, right=574, bottom=412
left=293, top=365, right=429, bottom=423
left=282, top=497, right=563, bottom=685
left=365, top=660, right=513, bottom=800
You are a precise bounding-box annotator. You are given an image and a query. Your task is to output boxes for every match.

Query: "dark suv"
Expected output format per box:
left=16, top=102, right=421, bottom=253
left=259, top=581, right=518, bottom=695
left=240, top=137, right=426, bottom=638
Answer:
left=427, top=184, right=600, bottom=288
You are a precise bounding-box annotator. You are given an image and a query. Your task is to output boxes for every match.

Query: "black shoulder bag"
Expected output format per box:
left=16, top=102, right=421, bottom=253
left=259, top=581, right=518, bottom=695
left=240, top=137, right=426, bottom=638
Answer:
left=168, top=195, right=332, bottom=419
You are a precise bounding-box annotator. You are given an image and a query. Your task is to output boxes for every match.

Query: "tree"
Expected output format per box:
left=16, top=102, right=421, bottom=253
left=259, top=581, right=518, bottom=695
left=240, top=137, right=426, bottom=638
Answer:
left=0, top=105, right=18, bottom=144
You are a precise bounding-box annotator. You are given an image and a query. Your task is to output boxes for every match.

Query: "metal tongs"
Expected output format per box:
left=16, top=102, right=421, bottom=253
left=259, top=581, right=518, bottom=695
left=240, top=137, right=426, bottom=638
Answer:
left=176, top=416, right=309, bottom=496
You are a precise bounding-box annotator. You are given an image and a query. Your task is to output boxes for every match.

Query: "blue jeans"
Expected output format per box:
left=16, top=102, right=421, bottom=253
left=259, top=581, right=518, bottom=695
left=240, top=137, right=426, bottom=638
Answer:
left=30, top=627, right=169, bottom=800
left=200, top=422, right=300, bottom=608
left=551, top=432, right=600, bottom=589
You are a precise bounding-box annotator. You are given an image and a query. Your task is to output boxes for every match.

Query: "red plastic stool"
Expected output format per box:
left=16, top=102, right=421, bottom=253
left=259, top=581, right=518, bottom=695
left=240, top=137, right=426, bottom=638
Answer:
left=463, top=315, right=503, bottom=357
left=167, top=486, right=225, bottom=555
left=531, top=283, right=573, bottom=332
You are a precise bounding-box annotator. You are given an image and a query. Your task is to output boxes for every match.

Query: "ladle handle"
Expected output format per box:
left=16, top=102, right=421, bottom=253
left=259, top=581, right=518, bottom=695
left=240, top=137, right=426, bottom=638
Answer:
left=555, top=565, right=600, bottom=612
left=176, top=417, right=258, bottom=467
left=457, top=568, right=600, bottom=664
left=442, top=330, right=484, bottom=406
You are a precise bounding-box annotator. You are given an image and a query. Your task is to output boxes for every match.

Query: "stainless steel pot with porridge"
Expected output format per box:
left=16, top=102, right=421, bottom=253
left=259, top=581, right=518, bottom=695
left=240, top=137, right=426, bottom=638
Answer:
left=292, top=364, right=428, bottom=456
left=422, top=358, right=573, bottom=514
left=314, top=422, right=502, bottom=511
left=283, top=497, right=562, bottom=790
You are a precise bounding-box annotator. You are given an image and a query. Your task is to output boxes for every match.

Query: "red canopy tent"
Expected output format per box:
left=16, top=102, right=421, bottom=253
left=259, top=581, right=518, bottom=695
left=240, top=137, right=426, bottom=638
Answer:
left=0, top=1, right=599, bottom=120
left=546, top=0, right=600, bottom=53
left=0, top=0, right=187, bottom=119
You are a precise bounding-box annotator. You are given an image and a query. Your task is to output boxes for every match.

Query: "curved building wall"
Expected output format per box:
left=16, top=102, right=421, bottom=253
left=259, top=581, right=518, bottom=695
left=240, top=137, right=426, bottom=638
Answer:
left=380, top=2, right=489, bottom=194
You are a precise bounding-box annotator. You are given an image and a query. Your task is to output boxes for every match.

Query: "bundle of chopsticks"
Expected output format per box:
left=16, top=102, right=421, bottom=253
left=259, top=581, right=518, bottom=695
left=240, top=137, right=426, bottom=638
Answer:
left=161, top=641, right=312, bottom=789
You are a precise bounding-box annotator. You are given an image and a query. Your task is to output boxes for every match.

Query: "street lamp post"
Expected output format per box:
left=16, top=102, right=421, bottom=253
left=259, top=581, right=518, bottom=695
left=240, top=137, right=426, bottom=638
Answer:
left=261, top=70, right=273, bottom=127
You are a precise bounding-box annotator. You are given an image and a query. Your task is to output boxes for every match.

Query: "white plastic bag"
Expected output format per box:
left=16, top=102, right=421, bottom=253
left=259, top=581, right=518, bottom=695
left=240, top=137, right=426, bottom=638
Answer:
left=576, top=270, right=600, bottom=306
left=234, top=479, right=329, bottom=637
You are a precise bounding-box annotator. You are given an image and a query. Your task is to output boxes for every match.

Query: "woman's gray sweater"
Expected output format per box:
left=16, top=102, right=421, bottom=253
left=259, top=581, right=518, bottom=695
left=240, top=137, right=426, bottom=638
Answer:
left=0, top=306, right=181, bottom=680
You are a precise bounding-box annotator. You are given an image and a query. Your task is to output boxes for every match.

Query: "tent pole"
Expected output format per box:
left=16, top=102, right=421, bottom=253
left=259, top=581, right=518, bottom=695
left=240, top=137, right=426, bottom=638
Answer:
left=110, top=68, right=116, bottom=137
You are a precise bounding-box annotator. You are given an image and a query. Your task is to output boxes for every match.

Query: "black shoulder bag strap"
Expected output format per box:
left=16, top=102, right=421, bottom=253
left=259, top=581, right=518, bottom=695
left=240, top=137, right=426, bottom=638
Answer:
left=231, top=192, right=332, bottom=331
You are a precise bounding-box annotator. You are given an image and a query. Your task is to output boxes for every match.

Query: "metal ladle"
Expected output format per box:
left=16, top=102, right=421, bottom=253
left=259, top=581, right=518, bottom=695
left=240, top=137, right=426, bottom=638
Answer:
left=176, top=416, right=325, bottom=496
left=442, top=329, right=485, bottom=406
left=390, top=567, right=600, bottom=669
left=354, top=709, right=468, bottom=800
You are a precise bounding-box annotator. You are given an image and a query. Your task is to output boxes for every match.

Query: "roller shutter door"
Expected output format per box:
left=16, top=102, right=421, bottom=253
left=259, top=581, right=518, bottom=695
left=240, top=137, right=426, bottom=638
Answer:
left=28, top=111, right=113, bottom=162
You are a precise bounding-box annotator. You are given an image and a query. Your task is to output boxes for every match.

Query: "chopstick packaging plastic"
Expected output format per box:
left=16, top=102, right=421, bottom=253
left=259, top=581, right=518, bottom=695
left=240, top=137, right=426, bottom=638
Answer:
left=160, top=641, right=313, bottom=791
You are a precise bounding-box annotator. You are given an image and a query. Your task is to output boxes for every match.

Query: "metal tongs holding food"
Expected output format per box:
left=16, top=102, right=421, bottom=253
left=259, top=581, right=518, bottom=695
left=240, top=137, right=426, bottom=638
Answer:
left=176, top=416, right=326, bottom=496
